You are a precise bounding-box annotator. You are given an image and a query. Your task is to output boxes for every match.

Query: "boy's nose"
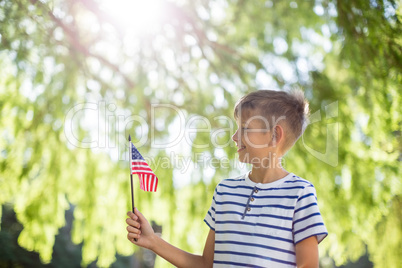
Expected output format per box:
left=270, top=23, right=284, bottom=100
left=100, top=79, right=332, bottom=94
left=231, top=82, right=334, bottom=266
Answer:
left=232, top=130, right=239, bottom=143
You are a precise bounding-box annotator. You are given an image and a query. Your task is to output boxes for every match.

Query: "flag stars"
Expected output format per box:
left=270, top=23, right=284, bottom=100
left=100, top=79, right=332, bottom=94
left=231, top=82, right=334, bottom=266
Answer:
left=132, top=148, right=144, bottom=160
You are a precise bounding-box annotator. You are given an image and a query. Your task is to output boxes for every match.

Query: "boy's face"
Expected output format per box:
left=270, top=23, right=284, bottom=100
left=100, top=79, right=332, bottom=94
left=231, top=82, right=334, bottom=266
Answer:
left=232, top=110, right=275, bottom=166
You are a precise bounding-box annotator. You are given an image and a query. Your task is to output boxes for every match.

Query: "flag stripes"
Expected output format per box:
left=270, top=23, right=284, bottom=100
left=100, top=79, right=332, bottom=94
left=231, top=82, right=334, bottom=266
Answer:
left=135, top=173, right=158, bottom=192
left=130, top=142, right=158, bottom=192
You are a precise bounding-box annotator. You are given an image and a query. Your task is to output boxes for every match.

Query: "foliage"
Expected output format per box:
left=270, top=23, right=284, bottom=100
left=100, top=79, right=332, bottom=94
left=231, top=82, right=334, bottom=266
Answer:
left=0, top=0, right=401, bottom=267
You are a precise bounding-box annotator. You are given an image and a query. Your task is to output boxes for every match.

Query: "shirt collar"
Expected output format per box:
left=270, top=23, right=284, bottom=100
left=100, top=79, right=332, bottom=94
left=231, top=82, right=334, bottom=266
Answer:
left=244, top=171, right=294, bottom=189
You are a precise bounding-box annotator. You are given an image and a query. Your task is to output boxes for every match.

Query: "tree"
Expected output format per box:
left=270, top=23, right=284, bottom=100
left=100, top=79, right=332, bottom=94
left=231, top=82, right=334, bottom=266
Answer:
left=0, top=0, right=400, bottom=267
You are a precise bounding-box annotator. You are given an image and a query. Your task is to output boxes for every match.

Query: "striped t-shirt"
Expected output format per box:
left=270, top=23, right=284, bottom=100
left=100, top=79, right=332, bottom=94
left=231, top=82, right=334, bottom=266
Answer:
left=204, top=172, right=328, bottom=267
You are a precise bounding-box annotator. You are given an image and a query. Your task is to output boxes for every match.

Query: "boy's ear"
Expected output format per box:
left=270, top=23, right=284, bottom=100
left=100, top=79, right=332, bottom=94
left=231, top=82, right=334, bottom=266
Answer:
left=270, top=125, right=284, bottom=147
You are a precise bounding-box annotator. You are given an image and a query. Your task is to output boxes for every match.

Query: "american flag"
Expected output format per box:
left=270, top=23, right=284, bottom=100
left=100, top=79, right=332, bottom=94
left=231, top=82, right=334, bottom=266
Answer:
left=130, top=142, right=158, bottom=192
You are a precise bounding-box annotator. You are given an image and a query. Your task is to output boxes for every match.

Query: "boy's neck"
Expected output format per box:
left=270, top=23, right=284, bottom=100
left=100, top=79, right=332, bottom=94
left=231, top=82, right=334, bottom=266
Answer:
left=249, top=166, right=289, bottom=184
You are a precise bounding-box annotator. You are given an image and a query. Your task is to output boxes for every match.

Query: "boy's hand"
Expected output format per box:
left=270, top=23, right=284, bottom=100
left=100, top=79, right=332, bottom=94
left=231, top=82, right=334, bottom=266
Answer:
left=127, top=208, right=214, bottom=268
left=126, top=208, right=156, bottom=250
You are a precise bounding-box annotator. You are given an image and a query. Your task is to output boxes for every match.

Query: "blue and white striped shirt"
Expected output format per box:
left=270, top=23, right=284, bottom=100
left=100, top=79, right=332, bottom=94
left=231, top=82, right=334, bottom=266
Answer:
left=204, top=172, right=328, bottom=267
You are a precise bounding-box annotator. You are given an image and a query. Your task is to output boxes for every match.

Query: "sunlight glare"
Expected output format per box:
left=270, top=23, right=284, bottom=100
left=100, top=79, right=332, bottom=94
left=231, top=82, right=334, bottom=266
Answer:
left=100, top=0, right=165, bottom=35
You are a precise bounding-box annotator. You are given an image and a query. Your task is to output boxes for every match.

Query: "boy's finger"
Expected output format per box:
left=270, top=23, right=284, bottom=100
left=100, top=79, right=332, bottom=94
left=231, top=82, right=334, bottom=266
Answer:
left=126, top=218, right=140, bottom=227
left=126, top=219, right=141, bottom=229
left=128, top=232, right=140, bottom=239
left=134, top=207, right=145, bottom=221
left=126, top=225, right=141, bottom=234
left=127, top=233, right=140, bottom=242
left=127, top=211, right=138, bottom=220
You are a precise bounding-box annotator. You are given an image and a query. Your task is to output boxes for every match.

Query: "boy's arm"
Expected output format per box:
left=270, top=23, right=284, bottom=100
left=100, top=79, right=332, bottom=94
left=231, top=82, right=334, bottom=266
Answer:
left=295, top=236, right=319, bottom=268
left=126, top=208, right=214, bottom=268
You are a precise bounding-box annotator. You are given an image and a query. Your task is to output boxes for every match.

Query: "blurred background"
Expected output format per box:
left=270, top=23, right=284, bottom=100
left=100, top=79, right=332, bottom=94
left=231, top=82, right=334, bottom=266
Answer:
left=0, top=0, right=401, bottom=267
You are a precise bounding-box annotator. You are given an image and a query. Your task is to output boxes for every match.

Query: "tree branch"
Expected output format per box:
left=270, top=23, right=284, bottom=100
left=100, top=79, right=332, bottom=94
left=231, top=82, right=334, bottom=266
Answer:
left=28, top=0, right=135, bottom=89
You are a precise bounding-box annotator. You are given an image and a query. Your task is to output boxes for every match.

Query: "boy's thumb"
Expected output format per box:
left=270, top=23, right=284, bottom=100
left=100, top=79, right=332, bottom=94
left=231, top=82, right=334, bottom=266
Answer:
left=134, top=207, right=145, bottom=221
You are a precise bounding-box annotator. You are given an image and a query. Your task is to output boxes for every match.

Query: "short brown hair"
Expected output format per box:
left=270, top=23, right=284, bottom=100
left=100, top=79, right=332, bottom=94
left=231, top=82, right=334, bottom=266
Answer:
left=234, top=89, right=310, bottom=152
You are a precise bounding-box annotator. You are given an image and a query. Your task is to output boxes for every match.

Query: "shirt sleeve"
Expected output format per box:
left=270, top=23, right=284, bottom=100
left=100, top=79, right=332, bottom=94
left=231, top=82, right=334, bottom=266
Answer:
left=204, top=187, right=217, bottom=231
left=293, top=184, right=328, bottom=244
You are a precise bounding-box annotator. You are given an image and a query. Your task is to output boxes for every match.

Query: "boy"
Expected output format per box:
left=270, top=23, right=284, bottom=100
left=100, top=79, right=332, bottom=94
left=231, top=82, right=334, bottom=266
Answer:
left=126, top=90, right=328, bottom=267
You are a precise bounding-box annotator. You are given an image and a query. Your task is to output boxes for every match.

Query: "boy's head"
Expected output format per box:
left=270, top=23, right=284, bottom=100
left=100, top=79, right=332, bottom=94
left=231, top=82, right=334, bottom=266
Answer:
left=233, top=89, right=309, bottom=154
